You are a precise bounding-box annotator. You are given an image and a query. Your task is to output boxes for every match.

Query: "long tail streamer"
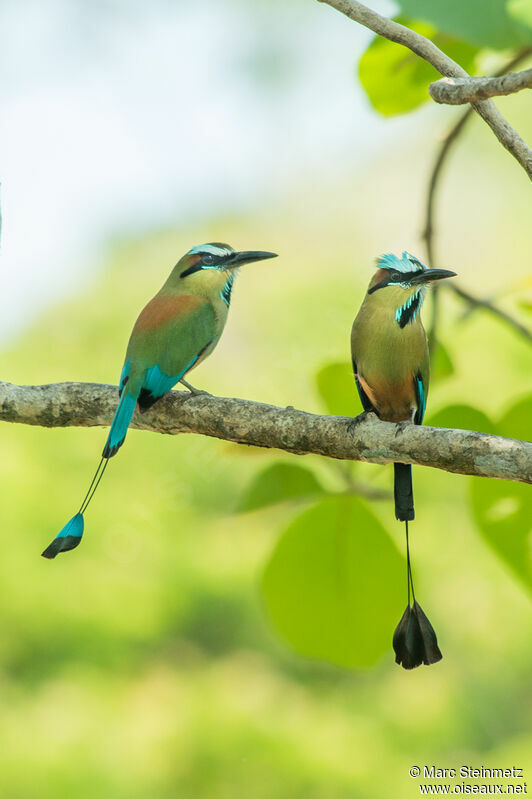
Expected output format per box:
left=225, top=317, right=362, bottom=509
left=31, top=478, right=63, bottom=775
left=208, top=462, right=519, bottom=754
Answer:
left=392, top=518, right=443, bottom=669
left=41, top=458, right=110, bottom=559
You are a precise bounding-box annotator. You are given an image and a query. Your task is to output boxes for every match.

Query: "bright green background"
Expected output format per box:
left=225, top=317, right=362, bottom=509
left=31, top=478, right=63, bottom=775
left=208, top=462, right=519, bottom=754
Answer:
left=2, top=1, right=532, bottom=796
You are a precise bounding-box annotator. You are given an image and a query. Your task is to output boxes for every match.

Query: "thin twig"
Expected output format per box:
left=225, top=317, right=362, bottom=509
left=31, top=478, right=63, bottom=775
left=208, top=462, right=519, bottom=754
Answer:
left=450, top=284, right=532, bottom=340
left=317, top=0, right=532, bottom=344
left=425, top=107, right=473, bottom=351
left=318, top=0, right=532, bottom=179
left=430, top=69, right=532, bottom=105
left=423, top=50, right=532, bottom=348
left=0, top=380, right=530, bottom=484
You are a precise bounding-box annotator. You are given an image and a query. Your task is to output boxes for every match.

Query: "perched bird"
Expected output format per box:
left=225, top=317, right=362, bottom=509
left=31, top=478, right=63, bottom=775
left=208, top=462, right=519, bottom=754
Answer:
left=42, top=242, right=277, bottom=559
left=350, top=251, right=456, bottom=669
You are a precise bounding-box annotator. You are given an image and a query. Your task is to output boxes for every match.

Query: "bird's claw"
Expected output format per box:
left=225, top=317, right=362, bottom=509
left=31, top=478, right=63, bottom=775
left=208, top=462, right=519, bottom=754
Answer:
left=394, top=420, right=412, bottom=438
left=347, top=411, right=372, bottom=435
left=180, top=378, right=210, bottom=397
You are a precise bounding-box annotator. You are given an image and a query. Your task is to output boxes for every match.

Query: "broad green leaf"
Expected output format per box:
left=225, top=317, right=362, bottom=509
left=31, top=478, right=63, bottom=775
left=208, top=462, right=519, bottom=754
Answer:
left=316, top=361, right=357, bottom=417
left=427, top=404, right=496, bottom=434
left=262, top=496, right=405, bottom=667
left=468, top=397, right=531, bottom=592
left=507, top=0, right=532, bottom=28
left=430, top=340, right=455, bottom=383
left=396, top=0, right=532, bottom=49
left=238, top=462, right=324, bottom=512
left=358, top=19, right=478, bottom=116
left=497, top=395, right=532, bottom=441
left=471, top=478, right=532, bottom=593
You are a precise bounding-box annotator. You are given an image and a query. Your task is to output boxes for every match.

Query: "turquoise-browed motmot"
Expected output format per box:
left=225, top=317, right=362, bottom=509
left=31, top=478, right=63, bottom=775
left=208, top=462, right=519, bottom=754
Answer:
left=42, top=242, right=277, bottom=559
left=351, top=251, right=456, bottom=669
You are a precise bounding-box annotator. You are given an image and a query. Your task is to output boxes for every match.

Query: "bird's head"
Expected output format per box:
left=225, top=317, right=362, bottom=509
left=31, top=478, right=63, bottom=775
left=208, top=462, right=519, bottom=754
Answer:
left=173, top=243, right=277, bottom=304
left=367, top=252, right=456, bottom=328
left=179, top=243, right=277, bottom=279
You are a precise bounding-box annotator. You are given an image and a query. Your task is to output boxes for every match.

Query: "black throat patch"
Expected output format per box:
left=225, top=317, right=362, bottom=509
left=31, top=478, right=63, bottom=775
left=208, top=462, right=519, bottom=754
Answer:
left=221, top=273, right=234, bottom=307
left=397, top=291, right=422, bottom=328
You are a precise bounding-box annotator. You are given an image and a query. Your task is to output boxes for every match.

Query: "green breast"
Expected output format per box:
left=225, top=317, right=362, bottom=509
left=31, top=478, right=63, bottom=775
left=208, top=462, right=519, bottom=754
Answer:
left=351, top=301, right=429, bottom=387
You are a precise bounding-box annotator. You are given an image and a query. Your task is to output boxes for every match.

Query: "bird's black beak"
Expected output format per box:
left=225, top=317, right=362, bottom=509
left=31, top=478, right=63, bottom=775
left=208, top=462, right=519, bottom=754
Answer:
left=226, top=250, right=278, bottom=269
left=410, top=268, right=457, bottom=285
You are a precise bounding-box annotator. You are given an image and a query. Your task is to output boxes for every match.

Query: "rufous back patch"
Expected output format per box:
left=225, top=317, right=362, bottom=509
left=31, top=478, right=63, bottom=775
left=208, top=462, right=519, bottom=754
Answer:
left=134, top=293, right=205, bottom=331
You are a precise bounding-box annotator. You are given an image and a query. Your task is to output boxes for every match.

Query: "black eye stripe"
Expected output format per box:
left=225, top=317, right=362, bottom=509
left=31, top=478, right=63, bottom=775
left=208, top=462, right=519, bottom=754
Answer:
left=201, top=251, right=233, bottom=266
left=387, top=270, right=423, bottom=283
left=180, top=251, right=233, bottom=278
left=368, top=268, right=424, bottom=294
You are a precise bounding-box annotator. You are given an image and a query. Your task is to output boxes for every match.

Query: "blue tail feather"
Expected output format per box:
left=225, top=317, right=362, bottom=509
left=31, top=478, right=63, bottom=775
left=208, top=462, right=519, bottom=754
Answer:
left=103, top=391, right=137, bottom=458
left=42, top=512, right=84, bottom=559
left=43, top=356, right=200, bottom=561
left=137, top=360, right=199, bottom=410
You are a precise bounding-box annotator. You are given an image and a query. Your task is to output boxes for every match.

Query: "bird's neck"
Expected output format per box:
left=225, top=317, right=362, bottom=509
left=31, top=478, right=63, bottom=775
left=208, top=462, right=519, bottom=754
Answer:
left=365, top=285, right=426, bottom=329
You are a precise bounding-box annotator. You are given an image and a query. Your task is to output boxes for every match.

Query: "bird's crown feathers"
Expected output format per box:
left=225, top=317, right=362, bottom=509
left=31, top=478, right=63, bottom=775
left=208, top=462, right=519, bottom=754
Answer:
left=187, top=243, right=234, bottom=258
left=377, top=252, right=426, bottom=273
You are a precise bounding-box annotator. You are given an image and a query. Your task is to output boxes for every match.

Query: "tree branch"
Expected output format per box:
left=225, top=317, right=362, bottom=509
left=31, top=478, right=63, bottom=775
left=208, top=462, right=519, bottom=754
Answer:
left=425, top=106, right=474, bottom=351
left=423, top=50, right=532, bottom=349
left=318, top=0, right=532, bottom=180
left=449, top=283, right=532, bottom=340
left=1, top=381, right=530, bottom=484
left=430, top=69, right=532, bottom=105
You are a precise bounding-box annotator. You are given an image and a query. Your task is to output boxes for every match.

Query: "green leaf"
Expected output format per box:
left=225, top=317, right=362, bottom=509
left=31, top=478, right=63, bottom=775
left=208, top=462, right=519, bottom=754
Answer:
left=316, top=361, right=357, bottom=417
left=238, top=462, right=324, bottom=512
left=358, top=18, right=478, bottom=117
left=427, top=404, right=496, bottom=434
left=261, top=496, right=405, bottom=667
left=497, top=394, right=532, bottom=441
left=471, top=478, right=532, bottom=593
left=430, top=340, right=455, bottom=383
left=468, top=396, right=532, bottom=592
left=396, top=0, right=532, bottom=49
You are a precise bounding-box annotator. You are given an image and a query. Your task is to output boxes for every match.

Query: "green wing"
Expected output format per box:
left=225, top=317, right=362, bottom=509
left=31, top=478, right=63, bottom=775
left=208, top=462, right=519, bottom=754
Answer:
left=124, top=293, right=219, bottom=404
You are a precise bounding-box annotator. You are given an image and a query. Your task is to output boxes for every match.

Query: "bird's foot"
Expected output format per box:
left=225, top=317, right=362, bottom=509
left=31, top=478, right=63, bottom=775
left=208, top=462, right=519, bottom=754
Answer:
left=394, top=419, right=413, bottom=438
left=347, top=411, right=373, bottom=435
left=180, top=378, right=210, bottom=397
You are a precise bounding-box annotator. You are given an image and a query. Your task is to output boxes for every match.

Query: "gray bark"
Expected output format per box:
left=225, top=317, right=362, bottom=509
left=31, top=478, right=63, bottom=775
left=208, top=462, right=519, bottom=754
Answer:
left=1, top=380, right=530, bottom=484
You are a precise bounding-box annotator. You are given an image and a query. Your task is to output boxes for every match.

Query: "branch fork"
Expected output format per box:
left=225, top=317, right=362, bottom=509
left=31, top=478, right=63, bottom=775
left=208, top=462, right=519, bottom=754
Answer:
left=318, top=0, right=532, bottom=180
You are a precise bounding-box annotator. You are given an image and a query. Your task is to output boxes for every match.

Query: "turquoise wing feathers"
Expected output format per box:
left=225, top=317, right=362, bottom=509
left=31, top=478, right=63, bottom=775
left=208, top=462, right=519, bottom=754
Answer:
left=102, top=294, right=218, bottom=457
left=42, top=242, right=277, bottom=559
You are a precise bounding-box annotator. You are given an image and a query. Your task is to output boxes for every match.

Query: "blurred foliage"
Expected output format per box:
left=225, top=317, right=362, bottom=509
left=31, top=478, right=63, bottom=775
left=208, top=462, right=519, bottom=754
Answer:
left=359, top=19, right=478, bottom=116
left=238, top=462, right=324, bottom=512
left=470, top=395, right=532, bottom=593
left=427, top=403, right=496, bottom=434
left=1, top=1, right=532, bottom=796
left=357, top=2, right=532, bottom=117
left=509, top=0, right=532, bottom=27
left=262, top=496, right=405, bottom=667
left=1, top=211, right=531, bottom=798
left=394, top=0, right=532, bottom=49
left=498, top=394, right=532, bottom=440
left=315, top=361, right=355, bottom=417
left=471, top=478, right=532, bottom=593
left=430, top=339, right=455, bottom=383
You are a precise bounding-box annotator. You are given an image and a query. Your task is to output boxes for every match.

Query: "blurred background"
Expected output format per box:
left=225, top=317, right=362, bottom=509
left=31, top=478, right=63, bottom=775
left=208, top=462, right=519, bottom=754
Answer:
left=1, top=0, right=531, bottom=797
